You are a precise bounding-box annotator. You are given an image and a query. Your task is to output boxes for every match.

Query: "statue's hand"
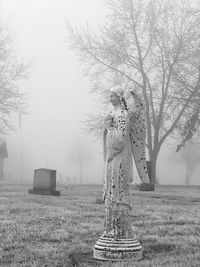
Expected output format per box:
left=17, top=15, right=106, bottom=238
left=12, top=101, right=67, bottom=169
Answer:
left=107, top=155, right=113, bottom=162
left=107, top=149, right=121, bottom=163
left=103, top=128, right=107, bottom=136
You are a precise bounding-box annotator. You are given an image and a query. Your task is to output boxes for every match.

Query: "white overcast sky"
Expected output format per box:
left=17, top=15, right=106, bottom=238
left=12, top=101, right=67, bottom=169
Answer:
left=1, top=0, right=199, bottom=185
left=1, top=0, right=107, bottom=131
left=1, top=0, right=108, bottom=181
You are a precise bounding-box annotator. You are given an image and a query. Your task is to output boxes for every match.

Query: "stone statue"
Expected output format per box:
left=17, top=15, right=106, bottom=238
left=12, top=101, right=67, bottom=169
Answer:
left=93, top=85, right=150, bottom=261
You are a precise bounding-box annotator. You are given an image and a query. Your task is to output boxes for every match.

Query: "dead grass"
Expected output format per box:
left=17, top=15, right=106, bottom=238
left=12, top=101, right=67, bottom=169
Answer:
left=0, top=183, right=200, bottom=266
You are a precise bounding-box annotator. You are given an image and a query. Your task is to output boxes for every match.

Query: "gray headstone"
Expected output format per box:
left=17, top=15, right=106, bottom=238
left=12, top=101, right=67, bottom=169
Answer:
left=28, top=168, right=60, bottom=196
left=139, top=183, right=155, bottom=191
left=95, top=198, right=104, bottom=204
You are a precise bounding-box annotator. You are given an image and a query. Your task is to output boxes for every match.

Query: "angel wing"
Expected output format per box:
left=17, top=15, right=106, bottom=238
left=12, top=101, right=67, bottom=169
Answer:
left=127, top=91, right=150, bottom=184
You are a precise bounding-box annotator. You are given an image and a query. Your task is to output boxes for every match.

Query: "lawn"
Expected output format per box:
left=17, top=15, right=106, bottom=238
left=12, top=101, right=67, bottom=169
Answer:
left=0, top=183, right=200, bottom=266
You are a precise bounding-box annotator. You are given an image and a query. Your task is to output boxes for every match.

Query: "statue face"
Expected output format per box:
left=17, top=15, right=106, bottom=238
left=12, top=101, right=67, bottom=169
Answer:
left=109, top=92, right=121, bottom=106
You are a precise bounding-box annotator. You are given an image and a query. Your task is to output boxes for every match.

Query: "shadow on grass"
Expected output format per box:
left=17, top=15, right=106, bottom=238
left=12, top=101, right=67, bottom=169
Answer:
left=145, top=242, right=176, bottom=254
left=69, top=251, right=102, bottom=266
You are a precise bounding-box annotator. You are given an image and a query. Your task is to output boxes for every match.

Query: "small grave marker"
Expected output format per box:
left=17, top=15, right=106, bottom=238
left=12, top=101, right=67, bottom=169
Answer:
left=28, top=168, right=60, bottom=196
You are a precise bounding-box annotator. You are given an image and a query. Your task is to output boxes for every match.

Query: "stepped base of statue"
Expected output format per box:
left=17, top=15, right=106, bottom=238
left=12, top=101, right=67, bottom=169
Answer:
left=93, top=235, right=142, bottom=261
left=93, top=195, right=142, bottom=262
left=28, top=188, right=60, bottom=196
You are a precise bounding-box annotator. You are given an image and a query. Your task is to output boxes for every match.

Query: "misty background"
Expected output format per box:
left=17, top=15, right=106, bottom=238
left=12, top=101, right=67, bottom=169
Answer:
left=1, top=0, right=200, bottom=186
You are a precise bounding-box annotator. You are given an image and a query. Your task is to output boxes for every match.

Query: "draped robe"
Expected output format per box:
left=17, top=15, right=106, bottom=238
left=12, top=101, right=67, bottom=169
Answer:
left=102, top=93, right=149, bottom=238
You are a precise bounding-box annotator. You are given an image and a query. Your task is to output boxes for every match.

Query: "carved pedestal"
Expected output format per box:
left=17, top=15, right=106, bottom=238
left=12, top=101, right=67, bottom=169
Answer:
left=93, top=198, right=142, bottom=261
left=93, top=236, right=142, bottom=261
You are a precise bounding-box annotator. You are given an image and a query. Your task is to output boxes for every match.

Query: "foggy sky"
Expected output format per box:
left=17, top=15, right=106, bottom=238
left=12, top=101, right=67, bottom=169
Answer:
left=1, top=0, right=200, bottom=185
left=1, top=0, right=107, bottom=183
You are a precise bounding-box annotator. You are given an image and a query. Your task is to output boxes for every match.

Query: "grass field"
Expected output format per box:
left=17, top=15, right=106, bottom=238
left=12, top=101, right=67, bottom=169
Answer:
left=0, top=183, right=200, bottom=266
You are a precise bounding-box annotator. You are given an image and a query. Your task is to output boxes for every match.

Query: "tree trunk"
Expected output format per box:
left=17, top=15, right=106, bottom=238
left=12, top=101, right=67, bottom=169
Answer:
left=139, top=150, right=158, bottom=191
left=149, top=150, right=159, bottom=184
left=139, top=160, right=155, bottom=191
left=150, top=160, right=156, bottom=184
left=185, top=167, right=194, bottom=186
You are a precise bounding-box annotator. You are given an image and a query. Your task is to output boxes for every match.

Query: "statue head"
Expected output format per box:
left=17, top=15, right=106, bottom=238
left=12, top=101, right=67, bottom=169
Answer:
left=109, top=85, right=128, bottom=110
left=109, top=85, right=123, bottom=107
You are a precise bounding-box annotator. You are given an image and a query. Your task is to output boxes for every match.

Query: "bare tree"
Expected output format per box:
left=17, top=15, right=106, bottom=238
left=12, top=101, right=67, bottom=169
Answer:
left=176, top=96, right=200, bottom=152
left=175, top=140, right=200, bottom=185
left=0, top=21, right=30, bottom=134
left=67, top=0, right=200, bottom=183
